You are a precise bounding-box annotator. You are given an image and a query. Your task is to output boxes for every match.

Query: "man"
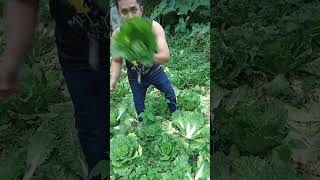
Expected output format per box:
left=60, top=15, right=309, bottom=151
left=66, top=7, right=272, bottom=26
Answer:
left=0, top=0, right=109, bottom=179
left=110, top=0, right=177, bottom=121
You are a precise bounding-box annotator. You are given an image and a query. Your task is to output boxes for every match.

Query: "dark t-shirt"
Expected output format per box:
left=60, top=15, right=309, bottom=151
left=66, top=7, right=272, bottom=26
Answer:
left=49, top=0, right=109, bottom=70
left=125, top=59, right=162, bottom=81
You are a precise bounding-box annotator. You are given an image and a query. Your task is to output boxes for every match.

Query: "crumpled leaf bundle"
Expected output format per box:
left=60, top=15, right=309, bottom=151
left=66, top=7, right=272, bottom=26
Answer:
left=111, top=16, right=157, bottom=66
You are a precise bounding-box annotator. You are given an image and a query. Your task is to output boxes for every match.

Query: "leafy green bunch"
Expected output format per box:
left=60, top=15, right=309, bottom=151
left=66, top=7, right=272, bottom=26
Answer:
left=111, top=16, right=157, bottom=66
left=110, top=133, right=142, bottom=176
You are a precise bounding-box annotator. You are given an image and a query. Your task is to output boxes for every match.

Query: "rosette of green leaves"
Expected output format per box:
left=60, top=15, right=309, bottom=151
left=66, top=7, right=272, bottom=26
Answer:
left=139, top=106, right=164, bottom=124
left=147, top=94, right=169, bottom=115
left=153, top=134, right=179, bottom=161
left=111, top=16, right=157, bottom=66
left=171, top=111, right=209, bottom=140
left=139, top=121, right=162, bottom=139
left=110, top=133, right=142, bottom=176
left=217, top=101, right=289, bottom=155
left=177, top=90, right=201, bottom=111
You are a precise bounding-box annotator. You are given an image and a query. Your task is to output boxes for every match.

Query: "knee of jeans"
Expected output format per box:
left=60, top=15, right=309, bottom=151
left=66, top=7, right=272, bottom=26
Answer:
left=75, top=111, right=107, bottom=133
left=133, top=96, right=145, bottom=107
left=165, top=90, right=176, bottom=101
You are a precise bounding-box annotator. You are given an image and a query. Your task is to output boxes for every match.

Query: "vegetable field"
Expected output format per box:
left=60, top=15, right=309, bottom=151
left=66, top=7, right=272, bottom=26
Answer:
left=110, top=23, right=210, bottom=179
left=212, top=1, right=320, bottom=180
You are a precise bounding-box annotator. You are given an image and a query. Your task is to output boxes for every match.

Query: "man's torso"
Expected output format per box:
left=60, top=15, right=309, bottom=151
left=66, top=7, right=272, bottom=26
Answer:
left=49, top=0, right=110, bottom=70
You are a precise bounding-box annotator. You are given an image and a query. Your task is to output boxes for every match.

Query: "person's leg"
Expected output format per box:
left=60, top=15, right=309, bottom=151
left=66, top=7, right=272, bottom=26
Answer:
left=63, top=68, right=109, bottom=179
left=53, top=23, right=109, bottom=179
left=150, top=69, right=177, bottom=113
left=128, top=79, right=149, bottom=120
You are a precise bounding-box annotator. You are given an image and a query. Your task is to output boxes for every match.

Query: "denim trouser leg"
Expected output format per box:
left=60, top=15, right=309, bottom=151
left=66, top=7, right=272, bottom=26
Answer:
left=63, top=69, right=109, bottom=179
left=128, top=80, right=149, bottom=117
left=128, top=68, right=177, bottom=120
left=150, top=69, right=177, bottom=113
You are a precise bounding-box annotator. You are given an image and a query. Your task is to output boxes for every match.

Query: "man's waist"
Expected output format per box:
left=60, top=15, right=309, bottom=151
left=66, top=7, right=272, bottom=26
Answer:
left=127, top=64, right=161, bottom=75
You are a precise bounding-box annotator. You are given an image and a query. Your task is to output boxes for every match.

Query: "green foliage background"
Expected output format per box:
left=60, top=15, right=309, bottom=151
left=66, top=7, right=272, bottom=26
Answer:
left=212, top=0, right=320, bottom=179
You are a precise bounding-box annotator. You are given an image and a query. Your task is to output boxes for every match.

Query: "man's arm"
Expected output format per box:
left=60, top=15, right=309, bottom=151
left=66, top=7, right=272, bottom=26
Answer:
left=110, top=57, right=123, bottom=91
left=111, top=57, right=123, bottom=82
left=110, top=28, right=124, bottom=91
left=152, top=21, right=170, bottom=65
left=0, top=0, right=38, bottom=96
left=2, top=0, right=38, bottom=71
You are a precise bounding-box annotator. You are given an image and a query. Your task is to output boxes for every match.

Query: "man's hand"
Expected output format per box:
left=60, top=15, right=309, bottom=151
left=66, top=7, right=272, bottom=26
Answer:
left=0, top=60, right=21, bottom=97
left=110, top=79, right=117, bottom=91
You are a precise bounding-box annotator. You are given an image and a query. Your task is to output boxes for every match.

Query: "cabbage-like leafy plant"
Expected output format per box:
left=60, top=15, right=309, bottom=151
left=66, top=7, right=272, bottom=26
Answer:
left=153, top=134, right=179, bottom=161
left=139, top=121, right=162, bottom=138
left=217, top=101, right=289, bottom=155
left=139, top=106, right=164, bottom=124
left=177, top=90, right=201, bottom=111
left=110, top=133, right=142, bottom=176
left=148, top=94, right=169, bottom=115
left=171, top=111, right=209, bottom=140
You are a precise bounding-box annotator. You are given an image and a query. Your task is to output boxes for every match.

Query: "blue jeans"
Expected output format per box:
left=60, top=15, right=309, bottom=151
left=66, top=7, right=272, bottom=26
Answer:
left=63, top=68, right=109, bottom=180
left=55, top=23, right=109, bottom=179
left=128, top=67, right=177, bottom=119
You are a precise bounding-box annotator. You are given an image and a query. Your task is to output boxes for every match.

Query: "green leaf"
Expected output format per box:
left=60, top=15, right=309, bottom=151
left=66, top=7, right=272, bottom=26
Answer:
left=24, top=130, right=56, bottom=180
left=111, top=17, right=157, bottom=66
left=262, top=74, right=290, bottom=97
left=224, top=85, right=250, bottom=110
left=110, top=133, right=142, bottom=176
left=300, top=58, right=320, bottom=77
left=89, top=160, right=109, bottom=179
left=171, top=111, right=208, bottom=140
left=177, top=90, right=201, bottom=111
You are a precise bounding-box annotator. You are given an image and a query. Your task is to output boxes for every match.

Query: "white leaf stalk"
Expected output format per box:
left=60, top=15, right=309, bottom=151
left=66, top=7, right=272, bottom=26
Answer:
left=185, top=122, right=197, bottom=139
